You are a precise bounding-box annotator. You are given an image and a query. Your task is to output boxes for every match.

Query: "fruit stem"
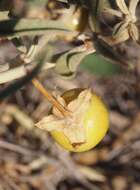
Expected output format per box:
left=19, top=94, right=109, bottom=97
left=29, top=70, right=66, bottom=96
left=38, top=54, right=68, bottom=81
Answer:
left=32, top=78, right=71, bottom=117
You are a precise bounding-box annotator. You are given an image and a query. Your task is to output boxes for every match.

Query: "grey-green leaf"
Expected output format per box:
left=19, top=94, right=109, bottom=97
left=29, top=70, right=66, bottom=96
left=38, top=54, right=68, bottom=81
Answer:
left=54, top=46, right=92, bottom=78
left=0, top=18, right=72, bottom=37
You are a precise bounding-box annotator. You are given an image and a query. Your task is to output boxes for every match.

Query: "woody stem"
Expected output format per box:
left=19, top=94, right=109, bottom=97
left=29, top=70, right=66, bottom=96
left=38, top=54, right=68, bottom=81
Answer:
left=32, top=78, right=71, bottom=117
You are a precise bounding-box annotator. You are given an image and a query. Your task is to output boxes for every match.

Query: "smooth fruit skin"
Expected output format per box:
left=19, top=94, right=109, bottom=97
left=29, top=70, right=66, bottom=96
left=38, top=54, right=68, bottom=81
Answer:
left=50, top=91, right=109, bottom=152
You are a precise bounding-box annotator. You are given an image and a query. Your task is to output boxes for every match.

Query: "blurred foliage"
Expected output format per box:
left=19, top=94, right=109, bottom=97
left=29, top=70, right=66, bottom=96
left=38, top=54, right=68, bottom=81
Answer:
left=81, top=53, right=122, bottom=76
left=0, top=0, right=140, bottom=100
left=0, top=1, right=140, bottom=190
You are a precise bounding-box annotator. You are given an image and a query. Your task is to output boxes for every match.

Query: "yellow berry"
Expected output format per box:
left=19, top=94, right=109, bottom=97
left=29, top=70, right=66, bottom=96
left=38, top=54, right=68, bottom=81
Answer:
left=50, top=89, right=109, bottom=152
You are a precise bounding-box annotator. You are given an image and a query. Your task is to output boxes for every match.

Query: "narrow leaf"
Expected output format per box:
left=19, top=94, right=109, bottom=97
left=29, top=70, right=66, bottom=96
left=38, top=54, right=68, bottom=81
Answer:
left=54, top=46, right=91, bottom=78
left=129, top=0, right=139, bottom=17
left=129, top=23, right=139, bottom=41
left=0, top=18, right=72, bottom=37
left=116, top=0, right=129, bottom=14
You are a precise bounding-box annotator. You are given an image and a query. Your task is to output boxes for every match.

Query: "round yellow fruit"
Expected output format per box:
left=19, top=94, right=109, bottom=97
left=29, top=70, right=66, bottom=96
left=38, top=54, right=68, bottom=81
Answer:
left=50, top=89, right=109, bottom=152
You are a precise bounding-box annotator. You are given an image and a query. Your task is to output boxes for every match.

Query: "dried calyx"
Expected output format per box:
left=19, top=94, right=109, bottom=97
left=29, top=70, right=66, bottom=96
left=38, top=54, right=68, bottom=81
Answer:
left=35, top=89, right=92, bottom=145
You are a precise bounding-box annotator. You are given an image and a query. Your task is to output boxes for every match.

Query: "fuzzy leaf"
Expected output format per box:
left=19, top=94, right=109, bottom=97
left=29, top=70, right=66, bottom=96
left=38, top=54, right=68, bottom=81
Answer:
left=54, top=45, right=91, bottom=78
left=0, top=18, right=73, bottom=37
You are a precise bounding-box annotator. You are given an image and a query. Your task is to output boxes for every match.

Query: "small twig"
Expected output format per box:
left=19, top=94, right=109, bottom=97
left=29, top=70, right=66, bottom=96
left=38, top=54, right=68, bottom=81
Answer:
left=32, top=78, right=71, bottom=117
left=0, top=140, right=33, bottom=156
